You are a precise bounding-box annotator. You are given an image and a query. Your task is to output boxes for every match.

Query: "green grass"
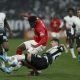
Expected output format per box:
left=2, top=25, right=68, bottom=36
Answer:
left=0, top=38, right=80, bottom=80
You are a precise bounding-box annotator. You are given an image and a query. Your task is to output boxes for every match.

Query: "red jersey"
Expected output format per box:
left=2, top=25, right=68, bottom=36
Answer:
left=50, top=18, right=61, bottom=33
left=33, top=18, right=48, bottom=47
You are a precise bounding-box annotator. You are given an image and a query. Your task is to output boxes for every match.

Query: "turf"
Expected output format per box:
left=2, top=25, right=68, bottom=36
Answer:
left=0, top=38, right=80, bottom=80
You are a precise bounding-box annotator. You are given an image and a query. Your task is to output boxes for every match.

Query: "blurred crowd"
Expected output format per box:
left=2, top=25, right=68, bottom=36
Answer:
left=0, top=0, right=80, bottom=20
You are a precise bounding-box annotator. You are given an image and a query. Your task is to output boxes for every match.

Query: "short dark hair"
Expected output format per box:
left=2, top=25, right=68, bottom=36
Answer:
left=28, top=16, right=37, bottom=28
left=77, top=7, right=80, bottom=11
left=51, top=38, right=59, bottom=44
left=67, top=7, right=74, bottom=12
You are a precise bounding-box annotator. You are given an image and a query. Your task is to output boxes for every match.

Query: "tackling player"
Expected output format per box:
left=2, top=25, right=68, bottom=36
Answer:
left=16, top=15, right=48, bottom=55
left=1, top=38, right=64, bottom=75
left=63, top=8, right=76, bottom=58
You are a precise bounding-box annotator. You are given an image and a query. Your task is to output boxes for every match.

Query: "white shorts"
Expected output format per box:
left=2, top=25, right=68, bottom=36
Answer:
left=23, top=40, right=46, bottom=54
left=51, top=32, right=60, bottom=39
left=59, top=30, right=67, bottom=38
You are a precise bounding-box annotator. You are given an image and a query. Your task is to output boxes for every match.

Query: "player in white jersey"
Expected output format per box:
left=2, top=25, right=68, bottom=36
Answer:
left=73, top=8, right=80, bottom=62
left=0, top=13, right=13, bottom=52
left=0, top=13, right=13, bottom=69
left=63, top=8, right=76, bottom=58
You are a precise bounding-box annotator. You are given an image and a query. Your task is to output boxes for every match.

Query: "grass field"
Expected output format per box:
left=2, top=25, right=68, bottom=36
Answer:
left=0, top=38, right=80, bottom=80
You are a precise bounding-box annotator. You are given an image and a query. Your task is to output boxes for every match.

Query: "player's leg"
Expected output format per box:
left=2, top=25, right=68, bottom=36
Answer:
left=23, top=40, right=45, bottom=54
left=2, top=32, right=9, bottom=52
left=0, top=34, right=7, bottom=61
left=2, top=42, right=9, bottom=52
left=16, top=43, right=26, bottom=55
left=16, top=40, right=37, bottom=55
left=69, top=37, right=76, bottom=58
left=28, top=45, right=46, bottom=54
left=76, top=35, right=80, bottom=62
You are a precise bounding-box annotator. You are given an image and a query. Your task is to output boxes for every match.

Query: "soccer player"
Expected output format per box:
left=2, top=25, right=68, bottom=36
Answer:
left=63, top=8, right=76, bottom=58
left=49, top=15, right=63, bottom=39
left=0, top=13, right=13, bottom=73
left=0, top=12, right=13, bottom=60
left=1, top=38, right=64, bottom=75
left=74, top=8, right=80, bottom=62
left=16, top=16, right=48, bottom=55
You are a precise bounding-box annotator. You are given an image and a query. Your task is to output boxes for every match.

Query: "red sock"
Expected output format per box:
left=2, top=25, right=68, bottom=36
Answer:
left=16, top=48, right=22, bottom=55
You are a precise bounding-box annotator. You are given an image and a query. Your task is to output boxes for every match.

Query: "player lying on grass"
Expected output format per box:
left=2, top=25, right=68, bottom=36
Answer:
left=0, top=38, right=64, bottom=75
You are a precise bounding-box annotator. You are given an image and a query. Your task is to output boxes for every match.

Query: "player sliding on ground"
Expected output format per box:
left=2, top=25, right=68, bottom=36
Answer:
left=0, top=38, right=65, bottom=75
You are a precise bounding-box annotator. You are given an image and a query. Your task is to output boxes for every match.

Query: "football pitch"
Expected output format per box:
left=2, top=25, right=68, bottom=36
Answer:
left=0, top=38, right=80, bottom=80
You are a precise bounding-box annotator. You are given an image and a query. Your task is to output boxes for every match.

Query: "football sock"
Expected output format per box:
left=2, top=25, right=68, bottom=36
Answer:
left=14, top=54, right=25, bottom=61
left=70, top=48, right=76, bottom=58
left=16, top=48, right=22, bottom=55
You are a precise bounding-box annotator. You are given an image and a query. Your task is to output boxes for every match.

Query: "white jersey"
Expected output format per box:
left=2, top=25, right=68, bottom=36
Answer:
left=73, top=17, right=80, bottom=34
left=64, top=15, right=77, bottom=29
left=0, top=13, right=6, bottom=31
left=64, top=15, right=77, bottom=34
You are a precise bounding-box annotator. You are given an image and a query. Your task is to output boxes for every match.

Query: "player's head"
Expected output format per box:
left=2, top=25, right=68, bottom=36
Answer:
left=51, top=38, right=59, bottom=47
left=67, top=7, right=74, bottom=16
left=28, top=16, right=37, bottom=28
left=77, top=8, right=80, bottom=17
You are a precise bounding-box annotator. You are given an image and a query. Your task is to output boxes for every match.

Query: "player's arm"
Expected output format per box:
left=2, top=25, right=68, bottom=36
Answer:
left=4, top=18, right=13, bottom=37
left=72, top=23, right=76, bottom=37
left=60, top=20, right=66, bottom=31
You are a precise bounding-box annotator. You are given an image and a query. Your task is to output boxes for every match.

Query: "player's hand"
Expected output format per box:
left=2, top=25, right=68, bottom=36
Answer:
left=31, top=44, right=37, bottom=48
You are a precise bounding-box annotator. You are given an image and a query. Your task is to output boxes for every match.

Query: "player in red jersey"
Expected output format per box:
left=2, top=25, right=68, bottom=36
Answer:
left=49, top=16, right=64, bottom=39
left=16, top=16, right=48, bottom=55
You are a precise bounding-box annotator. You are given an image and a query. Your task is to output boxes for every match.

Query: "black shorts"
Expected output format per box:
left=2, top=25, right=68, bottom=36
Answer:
left=66, top=29, right=73, bottom=39
left=0, top=31, right=8, bottom=44
left=76, top=34, right=80, bottom=48
left=0, top=33, right=3, bottom=44
left=25, top=54, right=49, bottom=70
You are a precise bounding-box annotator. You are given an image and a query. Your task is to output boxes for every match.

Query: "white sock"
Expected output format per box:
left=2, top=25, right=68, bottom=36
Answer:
left=7, top=54, right=25, bottom=62
left=64, top=45, right=68, bottom=53
left=70, top=48, right=76, bottom=58
left=14, top=54, right=25, bottom=61
left=66, top=44, right=69, bottom=49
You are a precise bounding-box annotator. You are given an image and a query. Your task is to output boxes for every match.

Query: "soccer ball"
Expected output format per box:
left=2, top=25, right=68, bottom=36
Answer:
left=8, top=56, right=18, bottom=67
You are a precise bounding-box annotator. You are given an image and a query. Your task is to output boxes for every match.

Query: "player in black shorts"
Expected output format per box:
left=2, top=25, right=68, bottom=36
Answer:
left=1, top=38, right=64, bottom=75
left=76, top=8, right=80, bottom=62
left=0, top=38, right=64, bottom=76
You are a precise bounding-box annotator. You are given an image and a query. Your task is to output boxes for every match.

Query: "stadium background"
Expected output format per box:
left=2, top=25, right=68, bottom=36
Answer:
left=0, top=0, right=80, bottom=38
left=0, top=0, right=80, bottom=80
